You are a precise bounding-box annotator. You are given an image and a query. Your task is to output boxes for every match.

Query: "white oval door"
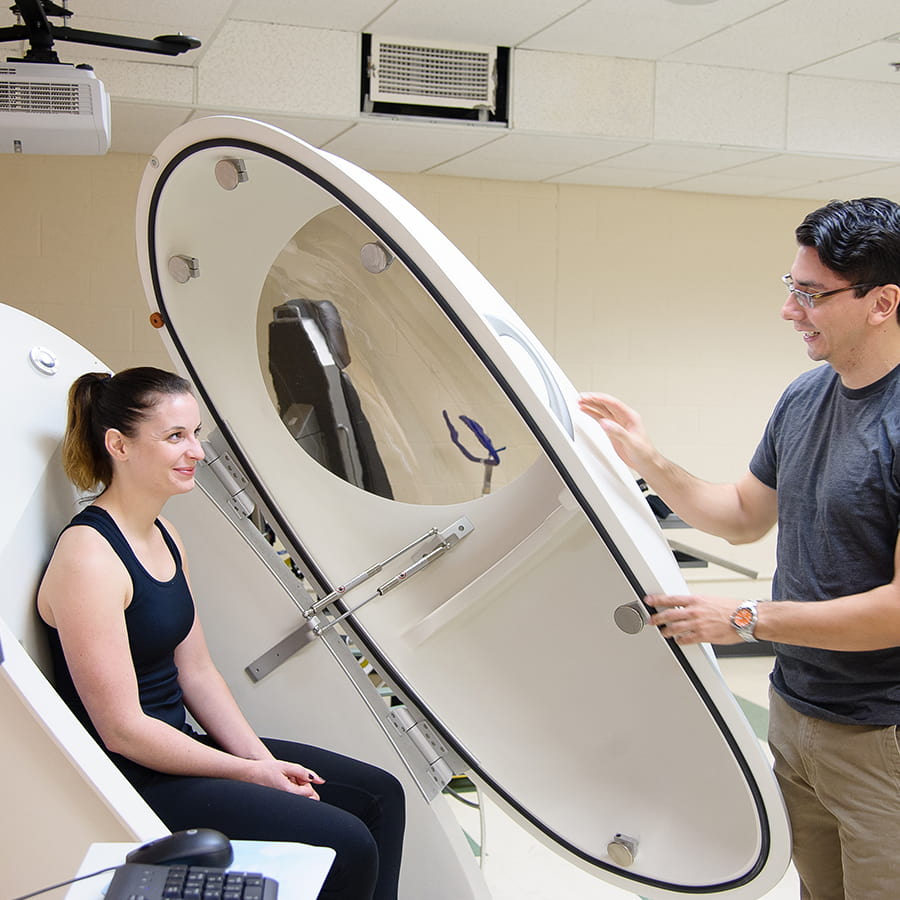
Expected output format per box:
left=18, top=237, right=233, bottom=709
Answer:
left=136, top=116, right=790, bottom=898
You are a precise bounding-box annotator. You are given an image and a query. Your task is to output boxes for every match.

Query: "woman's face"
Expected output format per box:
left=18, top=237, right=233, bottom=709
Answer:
left=115, top=391, right=205, bottom=497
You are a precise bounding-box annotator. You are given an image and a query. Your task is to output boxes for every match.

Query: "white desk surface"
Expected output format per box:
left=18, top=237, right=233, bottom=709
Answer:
left=64, top=840, right=335, bottom=899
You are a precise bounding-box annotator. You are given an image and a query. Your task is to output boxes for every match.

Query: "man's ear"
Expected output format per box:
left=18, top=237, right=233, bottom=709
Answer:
left=105, top=428, right=129, bottom=461
left=870, top=284, right=900, bottom=325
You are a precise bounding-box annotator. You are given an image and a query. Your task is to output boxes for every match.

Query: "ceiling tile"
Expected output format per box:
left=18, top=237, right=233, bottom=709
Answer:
left=774, top=183, right=864, bottom=201
left=197, top=21, right=359, bottom=116
left=787, top=75, right=900, bottom=158
left=513, top=51, right=654, bottom=138
left=775, top=166, right=900, bottom=200
left=428, top=133, right=644, bottom=180
left=68, top=0, right=229, bottom=29
left=429, top=156, right=569, bottom=182
left=723, top=153, right=890, bottom=181
left=366, top=0, right=582, bottom=47
left=796, top=39, right=900, bottom=85
left=321, top=120, right=500, bottom=173
left=521, top=0, right=778, bottom=59
left=230, top=0, right=391, bottom=32
left=604, top=143, right=770, bottom=172
left=666, top=0, right=900, bottom=73
left=548, top=164, right=693, bottom=188
left=661, top=171, right=807, bottom=196
left=655, top=62, right=786, bottom=147
left=92, top=58, right=194, bottom=104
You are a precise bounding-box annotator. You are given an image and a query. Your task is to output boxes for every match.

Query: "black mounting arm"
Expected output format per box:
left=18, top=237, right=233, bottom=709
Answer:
left=0, top=0, right=201, bottom=63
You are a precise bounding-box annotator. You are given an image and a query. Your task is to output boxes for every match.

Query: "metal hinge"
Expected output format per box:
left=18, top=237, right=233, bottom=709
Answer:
left=387, top=705, right=456, bottom=795
left=201, top=440, right=254, bottom=519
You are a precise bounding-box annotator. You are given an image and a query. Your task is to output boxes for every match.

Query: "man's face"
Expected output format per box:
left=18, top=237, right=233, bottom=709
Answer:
left=781, top=245, right=875, bottom=375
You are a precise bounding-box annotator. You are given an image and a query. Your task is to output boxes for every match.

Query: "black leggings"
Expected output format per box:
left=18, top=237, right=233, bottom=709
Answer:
left=131, top=737, right=405, bottom=900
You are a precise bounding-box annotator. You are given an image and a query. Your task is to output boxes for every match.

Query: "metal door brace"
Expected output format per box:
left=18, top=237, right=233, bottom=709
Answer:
left=311, top=517, right=474, bottom=635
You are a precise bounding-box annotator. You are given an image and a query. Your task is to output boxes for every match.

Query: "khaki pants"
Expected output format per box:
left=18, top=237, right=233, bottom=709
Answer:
left=768, top=688, right=900, bottom=899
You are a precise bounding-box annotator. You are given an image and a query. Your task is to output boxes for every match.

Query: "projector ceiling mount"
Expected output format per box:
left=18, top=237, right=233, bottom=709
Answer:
left=1, top=0, right=201, bottom=64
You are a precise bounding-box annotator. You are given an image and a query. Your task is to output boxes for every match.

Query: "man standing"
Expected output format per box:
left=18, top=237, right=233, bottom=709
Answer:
left=579, top=197, right=900, bottom=900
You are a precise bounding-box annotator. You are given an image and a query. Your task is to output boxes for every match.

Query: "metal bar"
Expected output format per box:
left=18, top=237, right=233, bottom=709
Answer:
left=5, top=0, right=56, bottom=62
left=666, top=539, right=758, bottom=580
left=51, top=26, right=200, bottom=56
left=314, top=542, right=451, bottom=635
left=481, top=462, right=493, bottom=495
left=245, top=624, right=318, bottom=683
left=304, top=527, right=439, bottom=615
left=312, top=516, right=474, bottom=635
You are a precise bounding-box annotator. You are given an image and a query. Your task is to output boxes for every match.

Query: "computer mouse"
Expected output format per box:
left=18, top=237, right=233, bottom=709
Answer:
left=126, top=828, right=234, bottom=868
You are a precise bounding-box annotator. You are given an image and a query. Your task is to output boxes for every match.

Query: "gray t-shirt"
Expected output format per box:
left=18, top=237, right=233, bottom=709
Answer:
left=750, top=362, right=900, bottom=725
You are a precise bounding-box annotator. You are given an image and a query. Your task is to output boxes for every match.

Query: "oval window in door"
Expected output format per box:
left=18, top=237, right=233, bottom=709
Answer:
left=257, top=203, right=542, bottom=505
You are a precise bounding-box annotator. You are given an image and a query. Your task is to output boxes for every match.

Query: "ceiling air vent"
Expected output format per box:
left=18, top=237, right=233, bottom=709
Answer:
left=363, top=35, right=508, bottom=125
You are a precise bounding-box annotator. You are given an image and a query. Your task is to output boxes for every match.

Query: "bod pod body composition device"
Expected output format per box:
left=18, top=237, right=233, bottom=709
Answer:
left=135, top=116, right=790, bottom=898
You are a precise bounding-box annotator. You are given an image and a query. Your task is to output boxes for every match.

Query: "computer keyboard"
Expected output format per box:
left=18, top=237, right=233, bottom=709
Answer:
left=103, top=862, right=278, bottom=899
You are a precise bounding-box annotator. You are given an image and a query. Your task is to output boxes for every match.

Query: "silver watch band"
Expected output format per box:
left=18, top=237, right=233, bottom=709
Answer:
left=730, top=599, right=767, bottom=642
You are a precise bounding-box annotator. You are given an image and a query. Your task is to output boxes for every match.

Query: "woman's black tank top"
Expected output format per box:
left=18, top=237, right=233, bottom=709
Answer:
left=44, top=505, right=196, bottom=777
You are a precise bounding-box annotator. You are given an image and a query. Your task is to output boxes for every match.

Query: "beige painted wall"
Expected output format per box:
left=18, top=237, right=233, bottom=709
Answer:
left=0, top=151, right=829, bottom=597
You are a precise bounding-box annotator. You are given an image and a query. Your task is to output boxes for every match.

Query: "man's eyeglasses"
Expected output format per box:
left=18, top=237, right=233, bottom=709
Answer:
left=781, top=274, right=878, bottom=309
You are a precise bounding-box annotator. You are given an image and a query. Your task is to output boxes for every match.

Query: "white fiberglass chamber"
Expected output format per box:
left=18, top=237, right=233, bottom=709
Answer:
left=135, top=116, right=790, bottom=898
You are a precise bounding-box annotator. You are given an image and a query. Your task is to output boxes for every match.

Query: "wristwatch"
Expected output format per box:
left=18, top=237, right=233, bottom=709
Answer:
left=731, top=599, right=762, bottom=642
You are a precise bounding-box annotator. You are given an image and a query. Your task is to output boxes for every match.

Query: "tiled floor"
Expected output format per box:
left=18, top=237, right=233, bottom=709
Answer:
left=447, top=653, right=799, bottom=899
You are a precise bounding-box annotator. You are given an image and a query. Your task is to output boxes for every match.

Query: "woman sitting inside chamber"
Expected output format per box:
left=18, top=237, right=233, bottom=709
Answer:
left=37, top=367, right=405, bottom=900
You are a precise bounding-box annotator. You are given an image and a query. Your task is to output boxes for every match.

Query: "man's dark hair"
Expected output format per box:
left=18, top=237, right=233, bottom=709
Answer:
left=796, top=198, right=900, bottom=304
